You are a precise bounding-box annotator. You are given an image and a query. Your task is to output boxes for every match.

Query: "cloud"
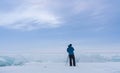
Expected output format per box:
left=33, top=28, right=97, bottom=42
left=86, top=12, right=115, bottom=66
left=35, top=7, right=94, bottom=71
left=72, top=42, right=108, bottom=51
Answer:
left=0, top=0, right=62, bottom=31
left=69, top=0, right=111, bottom=32
left=0, top=0, right=112, bottom=31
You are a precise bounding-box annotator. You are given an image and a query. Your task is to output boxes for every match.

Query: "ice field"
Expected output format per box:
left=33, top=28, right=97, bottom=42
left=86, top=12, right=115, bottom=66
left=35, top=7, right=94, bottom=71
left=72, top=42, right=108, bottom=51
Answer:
left=0, top=50, right=120, bottom=73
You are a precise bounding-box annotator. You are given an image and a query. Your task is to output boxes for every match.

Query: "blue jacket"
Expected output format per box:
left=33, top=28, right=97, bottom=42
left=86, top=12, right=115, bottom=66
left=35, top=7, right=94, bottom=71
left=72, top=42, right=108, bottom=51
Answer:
left=67, top=46, right=74, bottom=55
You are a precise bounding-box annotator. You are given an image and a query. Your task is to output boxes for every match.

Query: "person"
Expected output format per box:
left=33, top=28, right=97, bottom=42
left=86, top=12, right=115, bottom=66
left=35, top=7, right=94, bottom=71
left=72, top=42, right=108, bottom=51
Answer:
left=67, top=44, right=76, bottom=66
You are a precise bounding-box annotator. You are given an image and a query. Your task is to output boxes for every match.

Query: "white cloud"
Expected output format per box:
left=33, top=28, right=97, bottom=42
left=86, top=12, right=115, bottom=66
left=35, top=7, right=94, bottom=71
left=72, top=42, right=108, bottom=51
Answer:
left=0, top=0, right=111, bottom=31
left=72, top=0, right=105, bottom=14
left=0, top=0, right=62, bottom=31
left=71, top=0, right=110, bottom=31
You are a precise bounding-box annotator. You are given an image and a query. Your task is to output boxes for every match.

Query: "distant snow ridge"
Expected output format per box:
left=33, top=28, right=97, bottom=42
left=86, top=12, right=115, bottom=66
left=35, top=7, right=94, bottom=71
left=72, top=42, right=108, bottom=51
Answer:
left=77, top=54, right=109, bottom=62
left=0, top=56, right=27, bottom=67
left=0, top=54, right=120, bottom=67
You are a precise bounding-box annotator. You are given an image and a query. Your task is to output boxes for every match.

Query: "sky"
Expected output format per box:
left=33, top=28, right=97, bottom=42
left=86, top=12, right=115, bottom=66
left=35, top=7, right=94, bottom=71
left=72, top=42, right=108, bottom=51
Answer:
left=0, top=0, right=120, bottom=51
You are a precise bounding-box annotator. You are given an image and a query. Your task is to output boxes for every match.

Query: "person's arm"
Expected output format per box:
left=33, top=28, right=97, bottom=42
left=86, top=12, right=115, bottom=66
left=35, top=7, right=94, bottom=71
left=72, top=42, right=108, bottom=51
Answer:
left=72, top=47, right=74, bottom=51
left=67, top=48, right=69, bottom=53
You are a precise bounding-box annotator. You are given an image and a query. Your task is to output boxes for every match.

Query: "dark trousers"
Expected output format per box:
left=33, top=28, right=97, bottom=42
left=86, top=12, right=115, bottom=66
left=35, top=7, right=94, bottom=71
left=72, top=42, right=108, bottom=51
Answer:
left=69, top=55, right=76, bottom=66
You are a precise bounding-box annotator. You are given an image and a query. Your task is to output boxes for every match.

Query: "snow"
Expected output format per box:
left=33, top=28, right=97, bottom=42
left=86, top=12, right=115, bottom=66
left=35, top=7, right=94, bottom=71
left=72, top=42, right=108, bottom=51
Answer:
left=0, top=50, right=120, bottom=73
left=0, top=62, right=120, bottom=73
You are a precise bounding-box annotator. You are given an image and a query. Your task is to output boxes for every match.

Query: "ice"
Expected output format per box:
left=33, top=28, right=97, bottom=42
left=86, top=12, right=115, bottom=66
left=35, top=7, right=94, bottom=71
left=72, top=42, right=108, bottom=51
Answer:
left=0, top=50, right=120, bottom=73
left=0, top=50, right=120, bottom=67
left=0, top=56, right=27, bottom=67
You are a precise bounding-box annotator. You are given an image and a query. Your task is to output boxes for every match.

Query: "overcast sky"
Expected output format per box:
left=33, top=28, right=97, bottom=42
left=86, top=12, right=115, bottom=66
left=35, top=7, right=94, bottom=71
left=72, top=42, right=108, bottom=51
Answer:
left=0, top=0, right=120, bottom=51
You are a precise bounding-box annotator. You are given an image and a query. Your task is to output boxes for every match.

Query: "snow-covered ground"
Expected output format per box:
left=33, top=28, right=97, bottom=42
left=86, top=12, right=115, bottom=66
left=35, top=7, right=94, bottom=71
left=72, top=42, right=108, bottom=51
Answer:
left=0, top=62, right=120, bottom=73
left=0, top=50, right=120, bottom=73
